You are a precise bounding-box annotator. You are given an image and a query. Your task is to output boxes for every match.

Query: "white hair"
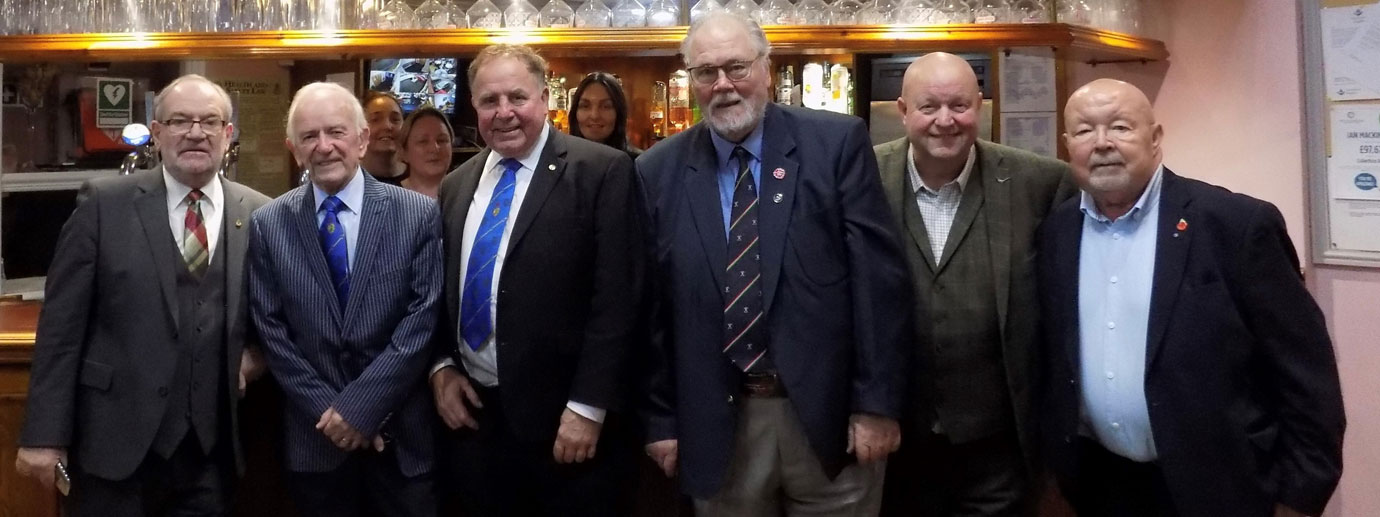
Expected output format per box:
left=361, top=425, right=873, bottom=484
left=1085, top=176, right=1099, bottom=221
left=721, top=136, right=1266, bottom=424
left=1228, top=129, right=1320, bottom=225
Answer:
left=285, top=82, right=367, bottom=143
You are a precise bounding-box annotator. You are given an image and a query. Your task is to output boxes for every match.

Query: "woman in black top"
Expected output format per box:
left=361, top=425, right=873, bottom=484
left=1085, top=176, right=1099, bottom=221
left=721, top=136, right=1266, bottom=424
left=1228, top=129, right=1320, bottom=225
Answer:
left=569, top=72, right=642, bottom=160
left=362, top=90, right=407, bottom=185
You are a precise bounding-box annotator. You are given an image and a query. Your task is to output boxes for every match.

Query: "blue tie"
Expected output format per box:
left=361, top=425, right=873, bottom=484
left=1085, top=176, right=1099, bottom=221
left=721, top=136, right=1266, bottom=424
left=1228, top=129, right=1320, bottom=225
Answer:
left=460, top=158, right=521, bottom=351
left=319, top=195, right=350, bottom=309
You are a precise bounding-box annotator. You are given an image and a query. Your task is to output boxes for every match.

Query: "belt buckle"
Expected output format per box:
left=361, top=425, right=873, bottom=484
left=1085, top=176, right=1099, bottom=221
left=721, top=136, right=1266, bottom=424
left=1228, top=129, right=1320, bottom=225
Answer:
left=742, top=371, right=782, bottom=398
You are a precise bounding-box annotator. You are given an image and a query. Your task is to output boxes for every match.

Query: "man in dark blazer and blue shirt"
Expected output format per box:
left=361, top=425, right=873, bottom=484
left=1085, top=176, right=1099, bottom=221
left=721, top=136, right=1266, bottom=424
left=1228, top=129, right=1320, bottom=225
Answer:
left=1037, top=78, right=1345, bottom=517
left=248, top=82, right=442, bottom=517
left=639, top=13, right=912, bottom=515
left=428, top=44, right=644, bottom=516
left=16, top=74, right=271, bottom=516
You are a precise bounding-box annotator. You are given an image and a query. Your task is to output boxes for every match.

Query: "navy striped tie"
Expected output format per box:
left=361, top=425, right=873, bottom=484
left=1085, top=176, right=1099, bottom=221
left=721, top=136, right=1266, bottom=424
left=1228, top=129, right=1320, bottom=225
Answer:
left=723, top=146, right=768, bottom=372
left=460, top=158, right=521, bottom=351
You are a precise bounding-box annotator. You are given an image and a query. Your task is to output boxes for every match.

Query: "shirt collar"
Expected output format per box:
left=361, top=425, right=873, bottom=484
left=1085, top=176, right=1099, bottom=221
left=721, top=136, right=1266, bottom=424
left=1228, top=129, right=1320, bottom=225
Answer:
left=709, top=120, right=765, bottom=169
left=163, top=168, right=223, bottom=209
left=908, top=144, right=976, bottom=194
left=486, top=123, right=552, bottom=175
left=314, top=167, right=365, bottom=215
left=1079, top=163, right=1165, bottom=224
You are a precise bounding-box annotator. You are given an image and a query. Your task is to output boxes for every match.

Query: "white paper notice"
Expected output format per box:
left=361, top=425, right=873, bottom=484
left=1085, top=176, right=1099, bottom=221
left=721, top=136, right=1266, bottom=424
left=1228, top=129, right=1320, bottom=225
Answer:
left=1329, top=199, right=1380, bottom=252
left=999, top=48, right=1057, bottom=113
left=1336, top=3, right=1380, bottom=100
left=1327, top=105, right=1380, bottom=253
left=1322, top=5, right=1380, bottom=100
left=1000, top=112, right=1058, bottom=158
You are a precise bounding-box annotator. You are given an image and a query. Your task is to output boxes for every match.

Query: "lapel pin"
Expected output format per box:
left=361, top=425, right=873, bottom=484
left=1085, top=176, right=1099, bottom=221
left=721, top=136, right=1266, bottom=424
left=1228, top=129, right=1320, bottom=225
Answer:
left=1176, top=218, right=1188, bottom=231
left=235, top=219, right=243, bottom=228
left=772, top=167, right=786, bottom=180
left=548, top=164, right=556, bottom=171
left=772, top=193, right=783, bottom=203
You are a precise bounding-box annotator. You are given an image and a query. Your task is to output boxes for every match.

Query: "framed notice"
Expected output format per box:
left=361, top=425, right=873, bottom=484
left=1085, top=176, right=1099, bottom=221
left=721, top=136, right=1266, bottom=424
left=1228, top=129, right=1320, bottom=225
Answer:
left=1304, top=0, right=1380, bottom=266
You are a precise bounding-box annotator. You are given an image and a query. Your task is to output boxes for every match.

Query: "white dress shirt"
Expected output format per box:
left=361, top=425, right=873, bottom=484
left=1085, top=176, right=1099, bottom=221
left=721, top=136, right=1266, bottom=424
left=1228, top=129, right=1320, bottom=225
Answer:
left=434, top=125, right=606, bottom=423
left=165, top=170, right=225, bottom=264
left=908, top=145, right=975, bottom=263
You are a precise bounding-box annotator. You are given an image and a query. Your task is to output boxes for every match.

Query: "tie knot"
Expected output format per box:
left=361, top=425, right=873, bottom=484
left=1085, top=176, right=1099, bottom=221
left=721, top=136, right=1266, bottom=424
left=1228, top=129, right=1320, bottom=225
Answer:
left=321, top=195, right=346, bottom=215
left=731, top=146, right=750, bottom=164
left=499, top=158, right=522, bottom=175
left=186, top=189, right=204, bottom=204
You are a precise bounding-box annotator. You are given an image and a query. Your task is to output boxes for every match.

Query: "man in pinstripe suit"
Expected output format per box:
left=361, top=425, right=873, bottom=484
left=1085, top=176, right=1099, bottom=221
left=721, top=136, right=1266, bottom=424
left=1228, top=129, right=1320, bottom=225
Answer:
left=248, top=82, right=443, bottom=517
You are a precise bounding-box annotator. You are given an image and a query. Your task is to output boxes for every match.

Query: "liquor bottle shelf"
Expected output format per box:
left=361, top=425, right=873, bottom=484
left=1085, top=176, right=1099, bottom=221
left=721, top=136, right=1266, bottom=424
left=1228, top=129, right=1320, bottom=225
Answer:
left=0, top=23, right=1166, bottom=62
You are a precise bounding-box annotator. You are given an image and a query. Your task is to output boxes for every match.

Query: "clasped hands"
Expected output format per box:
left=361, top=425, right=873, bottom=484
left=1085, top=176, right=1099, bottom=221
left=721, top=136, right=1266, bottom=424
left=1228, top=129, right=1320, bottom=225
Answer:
left=316, top=407, right=385, bottom=452
left=431, top=366, right=601, bottom=464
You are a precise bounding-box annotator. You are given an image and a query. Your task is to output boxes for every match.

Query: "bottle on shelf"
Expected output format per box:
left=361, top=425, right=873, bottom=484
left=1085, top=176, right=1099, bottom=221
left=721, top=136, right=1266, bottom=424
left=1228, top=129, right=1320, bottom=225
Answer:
left=828, top=63, right=851, bottom=114
left=504, top=0, right=540, bottom=27
left=1011, top=0, right=1050, bottom=23
left=777, top=65, right=794, bottom=105
left=548, top=72, right=569, bottom=132
left=828, top=0, right=864, bottom=24
left=973, top=0, right=1012, bottom=23
left=415, top=0, right=457, bottom=28
left=446, top=0, right=470, bottom=27
left=651, top=81, right=669, bottom=139
left=540, top=0, right=575, bottom=27
left=936, top=0, right=973, bottom=23
left=466, top=0, right=503, bottom=28
left=574, top=0, right=613, bottom=27
left=754, top=0, right=800, bottom=25
left=857, top=0, right=897, bottom=24
left=668, top=69, right=692, bottom=137
left=378, top=0, right=418, bottom=28
left=801, top=62, right=825, bottom=110
left=1056, top=0, right=1092, bottom=26
left=793, top=0, right=830, bottom=25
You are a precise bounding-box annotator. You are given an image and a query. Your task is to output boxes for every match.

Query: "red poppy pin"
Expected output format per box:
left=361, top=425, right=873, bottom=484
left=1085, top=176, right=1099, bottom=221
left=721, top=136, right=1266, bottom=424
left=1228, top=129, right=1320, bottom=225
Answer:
left=1176, top=218, right=1188, bottom=231
left=773, top=168, right=786, bottom=180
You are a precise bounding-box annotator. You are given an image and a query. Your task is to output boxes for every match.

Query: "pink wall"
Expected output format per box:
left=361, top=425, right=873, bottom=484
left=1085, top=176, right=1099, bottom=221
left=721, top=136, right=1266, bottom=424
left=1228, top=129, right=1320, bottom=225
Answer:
left=1068, top=1, right=1380, bottom=515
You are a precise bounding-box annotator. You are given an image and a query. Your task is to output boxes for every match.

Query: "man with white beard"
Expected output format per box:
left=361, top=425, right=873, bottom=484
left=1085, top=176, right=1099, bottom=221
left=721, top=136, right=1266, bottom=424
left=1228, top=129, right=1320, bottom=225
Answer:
left=636, top=12, right=913, bottom=515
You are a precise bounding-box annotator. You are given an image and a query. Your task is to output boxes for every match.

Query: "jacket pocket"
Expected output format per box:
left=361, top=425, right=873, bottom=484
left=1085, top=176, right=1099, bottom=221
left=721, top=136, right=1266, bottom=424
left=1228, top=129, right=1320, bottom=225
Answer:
left=79, top=360, right=113, bottom=391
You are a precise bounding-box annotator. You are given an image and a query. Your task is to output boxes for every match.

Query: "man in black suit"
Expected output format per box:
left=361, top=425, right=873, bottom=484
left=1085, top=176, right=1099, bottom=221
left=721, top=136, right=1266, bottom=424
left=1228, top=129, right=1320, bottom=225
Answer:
left=429, top=44, right=643, bottom=516
left=876, top=52, right=1075, bottom=516
left=15, top=74, right=271, bottom=515
left=639, top=13, right=911, bottom=514
left=1037, top=78, right=1345, bottom=517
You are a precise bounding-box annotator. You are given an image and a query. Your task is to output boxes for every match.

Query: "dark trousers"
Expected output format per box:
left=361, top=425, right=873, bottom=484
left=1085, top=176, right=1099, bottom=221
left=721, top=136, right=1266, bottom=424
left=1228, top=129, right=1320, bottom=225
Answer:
left=69, top=435, right=233, bottom=517
left=439, top=385, right=635, bottom=517
left=881, top=428, right=1028, bottom=517
left=1060, top=437, right=1179, bottom=517
left=284, top=447, right=436, bottom=517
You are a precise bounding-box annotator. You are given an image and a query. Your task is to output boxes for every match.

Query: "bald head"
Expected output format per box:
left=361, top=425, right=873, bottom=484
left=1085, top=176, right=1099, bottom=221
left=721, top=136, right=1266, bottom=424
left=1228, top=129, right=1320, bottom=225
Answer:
left=899, top=52, right=982, bottom=180
left=1062, top=79, right=1164, bottom=219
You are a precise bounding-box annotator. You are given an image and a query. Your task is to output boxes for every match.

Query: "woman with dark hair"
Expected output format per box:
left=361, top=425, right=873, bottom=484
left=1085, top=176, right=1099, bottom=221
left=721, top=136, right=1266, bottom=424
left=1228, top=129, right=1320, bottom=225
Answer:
left=396, top=106, right=454, bottom=199
left=569, top=71, right=642, bottom=159
left=362, top=90, right=407, bottom=185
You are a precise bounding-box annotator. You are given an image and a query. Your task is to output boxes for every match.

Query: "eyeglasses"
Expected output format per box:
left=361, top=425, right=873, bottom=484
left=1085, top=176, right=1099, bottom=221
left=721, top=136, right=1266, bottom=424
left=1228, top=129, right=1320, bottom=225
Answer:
left=687, top=57, right=762, bottom=85
left=161, top=117, right=227, bottom=135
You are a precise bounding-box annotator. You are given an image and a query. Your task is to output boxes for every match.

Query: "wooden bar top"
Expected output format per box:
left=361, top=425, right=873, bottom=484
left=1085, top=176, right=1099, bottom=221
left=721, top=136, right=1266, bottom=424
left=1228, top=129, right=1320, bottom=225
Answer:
left=0, top=299, right=39, bottom=351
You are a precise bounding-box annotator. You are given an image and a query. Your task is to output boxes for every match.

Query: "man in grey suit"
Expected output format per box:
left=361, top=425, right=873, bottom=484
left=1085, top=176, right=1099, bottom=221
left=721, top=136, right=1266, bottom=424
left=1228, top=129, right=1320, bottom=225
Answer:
left=16, top=74, right=271, bottom=515
left=875, top=52, right=1075, bottom=516
left=248, top=82, right=442, bottom=517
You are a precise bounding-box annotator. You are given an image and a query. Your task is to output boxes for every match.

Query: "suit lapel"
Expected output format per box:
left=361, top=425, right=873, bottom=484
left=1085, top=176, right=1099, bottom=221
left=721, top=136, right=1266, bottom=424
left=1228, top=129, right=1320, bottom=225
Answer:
left=979, top=144, right=1014, bottom=341
left=442, top=152, right=487, bottom=328
left=292, top=184, right=343, bottom=328
left=936, top=165, right=984, bottom=273
left=345, top=174, right=390, bottom=323
left=221, top=181, right=251, bottom=334
left=1054, top=203, right=1084, bottom=370
left=902, top=191, right=939, bottom=272
left=133, top=169, right=182, bottom=333
left=1145, top=170, right=1192, bottom=370
left=757, top=107, right=799, bottom=314
left=685, top=126, right=730, bottom=298
left=878, top=140, right=939, bottom=273
left=507, top=132, right=566, bottom=256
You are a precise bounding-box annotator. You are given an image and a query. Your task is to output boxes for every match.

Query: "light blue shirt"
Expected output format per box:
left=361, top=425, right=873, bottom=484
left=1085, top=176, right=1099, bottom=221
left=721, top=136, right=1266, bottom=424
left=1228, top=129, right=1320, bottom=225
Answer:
left=1077, top=165, right=1164, bottom=462
left=313, top=168, right=365, bottom=269
left=709, top=124, right=765, bottom=241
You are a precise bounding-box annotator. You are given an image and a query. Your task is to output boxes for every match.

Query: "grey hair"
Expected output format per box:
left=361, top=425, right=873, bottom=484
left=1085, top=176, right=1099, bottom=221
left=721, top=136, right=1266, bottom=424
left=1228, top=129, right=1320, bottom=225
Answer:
left=680, top=12, right=771, bottom=66
left=153, top=74, right=235, bottom=121
left=467, top=44, right=549, bottom=92
left=285, top=82, right=368, bottom=143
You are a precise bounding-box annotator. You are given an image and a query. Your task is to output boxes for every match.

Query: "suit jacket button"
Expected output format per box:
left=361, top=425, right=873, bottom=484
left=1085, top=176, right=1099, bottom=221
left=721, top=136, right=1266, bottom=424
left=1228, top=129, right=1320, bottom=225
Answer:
left=158, top=387, right=169, bottom=397
left=727, top=395, right=736, bottom=405
left=1069, top=379, right=1076, bottom=385
left=1064, top=435, right=1073, bottom=443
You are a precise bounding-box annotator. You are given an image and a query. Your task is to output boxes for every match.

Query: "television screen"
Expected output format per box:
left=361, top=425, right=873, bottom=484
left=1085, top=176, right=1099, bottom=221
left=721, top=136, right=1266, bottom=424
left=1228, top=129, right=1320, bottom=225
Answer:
left=368, top=57, right=458, bottom=114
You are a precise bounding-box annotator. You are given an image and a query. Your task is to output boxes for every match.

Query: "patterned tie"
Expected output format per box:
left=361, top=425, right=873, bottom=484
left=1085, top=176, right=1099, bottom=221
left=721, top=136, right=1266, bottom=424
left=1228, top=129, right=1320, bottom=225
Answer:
left=723, top=147, right=768, bottom=372
left=319, top=195, right=350, bottom=309
left=182, top=189, right=209, bottom=277
left=460, top=158, right=521, bottom=351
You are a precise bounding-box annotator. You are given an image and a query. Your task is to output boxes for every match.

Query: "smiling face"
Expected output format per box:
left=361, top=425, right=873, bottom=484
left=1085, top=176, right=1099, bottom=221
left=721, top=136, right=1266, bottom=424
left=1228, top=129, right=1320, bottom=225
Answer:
left=685, top=20, right=771, bottom=142
left=150, top=79, right=234, bottom=189
left=472, top=56, right=549, bottom=159
left=287, top=86, right=368, bottom=194
left=364, top=95, right=404, bottom=156
left=1063, top=79, right=1163, bottom=207
left=400, top=113, right=454, bottom=179
left=575, top=82, right=617, bottom=144
left=898, top=53, right=981, bottom=173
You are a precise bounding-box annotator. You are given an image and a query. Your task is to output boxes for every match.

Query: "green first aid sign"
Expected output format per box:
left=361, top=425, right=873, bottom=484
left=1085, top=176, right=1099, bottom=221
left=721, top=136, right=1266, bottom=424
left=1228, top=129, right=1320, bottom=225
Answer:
left=96, top=78, right=133, bottom=129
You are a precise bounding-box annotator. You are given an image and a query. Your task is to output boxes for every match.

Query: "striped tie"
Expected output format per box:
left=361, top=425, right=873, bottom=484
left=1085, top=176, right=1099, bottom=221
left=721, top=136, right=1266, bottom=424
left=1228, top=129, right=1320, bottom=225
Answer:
left=723, top=146, right=768, bottom=372
left=182, top=189, right=209, bottom=277
left=319, top=195, right=350, bottom=309
left=459, top=158, right=521, bottom=351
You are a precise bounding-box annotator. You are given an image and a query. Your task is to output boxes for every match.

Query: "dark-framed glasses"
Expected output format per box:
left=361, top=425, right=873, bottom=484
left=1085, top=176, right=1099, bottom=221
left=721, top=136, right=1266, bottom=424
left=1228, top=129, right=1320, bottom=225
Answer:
left=161, top=117, right=227, bottom=135
left=687, top=57, right=761, bottom=85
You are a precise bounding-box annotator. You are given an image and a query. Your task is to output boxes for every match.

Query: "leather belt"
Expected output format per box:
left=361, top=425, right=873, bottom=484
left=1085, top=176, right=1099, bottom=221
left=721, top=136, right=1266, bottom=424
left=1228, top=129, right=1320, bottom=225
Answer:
left=741, top=371, right=786, bottom=398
